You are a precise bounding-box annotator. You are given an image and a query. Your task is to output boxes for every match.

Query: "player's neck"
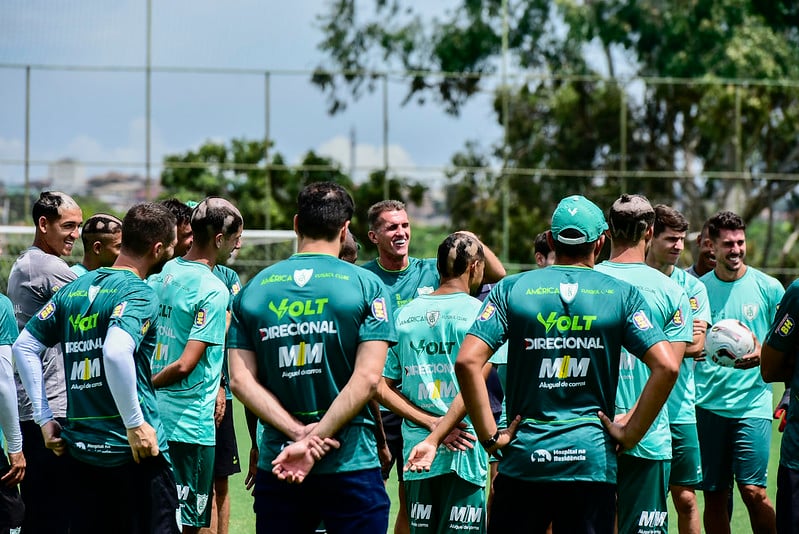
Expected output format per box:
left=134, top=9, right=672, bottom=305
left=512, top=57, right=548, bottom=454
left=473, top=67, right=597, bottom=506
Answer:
left=645, top=257, right=674, bottom=276
left=183, top=246, right=216, bottom=270
left=297, top=236, right=340, bottom=257
left=608, top=243, right=645, bottom=264
left=377, top=254, right=409, bottom=271
left=432, top=277, right=469, bottom=296
left=714, top=263, right=747, bottom=282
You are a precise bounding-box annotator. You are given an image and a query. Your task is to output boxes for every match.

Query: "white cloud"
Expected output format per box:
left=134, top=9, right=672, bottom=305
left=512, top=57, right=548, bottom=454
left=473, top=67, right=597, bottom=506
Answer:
left=0, top=137, right=24, bottom=160
left=316, top=135, right=416, bottom=180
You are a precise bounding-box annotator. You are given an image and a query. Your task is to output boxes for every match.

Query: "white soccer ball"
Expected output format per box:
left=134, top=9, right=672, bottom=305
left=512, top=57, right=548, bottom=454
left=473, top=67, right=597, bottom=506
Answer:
left=705, top=319, right=755, bottom=368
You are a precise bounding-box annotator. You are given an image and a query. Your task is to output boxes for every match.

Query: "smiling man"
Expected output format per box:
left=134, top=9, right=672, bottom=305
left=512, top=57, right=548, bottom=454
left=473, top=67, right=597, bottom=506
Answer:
left=7, top=191, right=82, bottom=534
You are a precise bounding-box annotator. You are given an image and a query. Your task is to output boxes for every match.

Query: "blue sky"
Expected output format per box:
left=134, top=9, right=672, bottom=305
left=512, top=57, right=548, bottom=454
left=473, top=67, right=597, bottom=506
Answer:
left=0, top=1, right=503, bottom=186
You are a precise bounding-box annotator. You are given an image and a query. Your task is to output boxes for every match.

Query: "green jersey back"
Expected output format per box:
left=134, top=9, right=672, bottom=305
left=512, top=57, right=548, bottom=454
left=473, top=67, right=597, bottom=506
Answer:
left=148, top=257, right=228, bottom=445
left=383, top=292, right=488, bottom=487
left=213, top=264, right=242, bottom=401
left=361, top=257, right=439, bottom=309
left=667, top=268, right=712, bottom=424
left=469, top=266, right=667, bottom=483
left=764, top=280, right=799, bottom=470
left=595, top=261, right=693, bottom=460
left=696, top=267, right=784, bottom=418
left=25, top=268, right=166, bottom=467
left=229, top=253, right=397, bottom=474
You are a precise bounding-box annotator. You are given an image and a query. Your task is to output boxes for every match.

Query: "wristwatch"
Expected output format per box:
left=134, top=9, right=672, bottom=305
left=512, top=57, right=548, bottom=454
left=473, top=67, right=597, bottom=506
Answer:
left=480, top=430, right=500, bottom=451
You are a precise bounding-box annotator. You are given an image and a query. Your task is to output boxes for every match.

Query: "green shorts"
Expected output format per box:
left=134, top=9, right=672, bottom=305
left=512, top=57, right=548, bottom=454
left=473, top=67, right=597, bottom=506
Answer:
left=696, top=407, right=771, bottom=490
left=617, top=454, right=670, bottom=534
left=669, top=423, right=702, bottom=487
left=169, top=441, right=215, bottom=528
left=404, top=473, right=486, bottom=534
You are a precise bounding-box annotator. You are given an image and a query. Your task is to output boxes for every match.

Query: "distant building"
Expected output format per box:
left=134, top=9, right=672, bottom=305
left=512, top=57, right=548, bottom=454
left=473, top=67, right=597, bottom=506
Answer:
left=88, top=172, right=160, bottom=212
left=48, top=158, right=86, bottom=194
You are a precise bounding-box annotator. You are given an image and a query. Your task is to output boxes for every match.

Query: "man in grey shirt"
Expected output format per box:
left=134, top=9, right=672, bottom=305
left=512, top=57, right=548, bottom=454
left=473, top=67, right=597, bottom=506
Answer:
left=8, top=191, right=82, bottom=534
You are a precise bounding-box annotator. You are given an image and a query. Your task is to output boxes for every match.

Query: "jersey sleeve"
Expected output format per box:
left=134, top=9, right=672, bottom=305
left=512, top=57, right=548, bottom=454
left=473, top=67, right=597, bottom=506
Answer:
left=357, top=274, right=398, bottom=345
left=23, top=294, right=61, bottom=348
left=108, top=288, right=159, bottom=348
left=687, top=277, right=712, bottom=325
left=467, top=278, right=511, bottom=351
left=664, top=289, right=693, bottom=344
left=383, top=344, right=401, bottom=381
left=188, top=283, right=228, bottom=345
left=228, top=289, right=254, bottom=351
left=766, top=281, right=799, bottom=352
left=0, top=296, right=19, bottom=346
left=621, top=285, right=668, bottom=358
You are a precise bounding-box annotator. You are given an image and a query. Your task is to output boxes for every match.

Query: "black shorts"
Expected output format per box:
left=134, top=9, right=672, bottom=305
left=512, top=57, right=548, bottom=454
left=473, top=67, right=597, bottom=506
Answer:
left=777, top=463, right=799, bottom=533
left=214, top=399, right=241, bottom=478
left=0, top=451, right=23, bottom=530
left=20, top=418, right=70, bottom=534
left=66, top=452, right=179, bottom=534
left=380, top=410, right=404, bottom=482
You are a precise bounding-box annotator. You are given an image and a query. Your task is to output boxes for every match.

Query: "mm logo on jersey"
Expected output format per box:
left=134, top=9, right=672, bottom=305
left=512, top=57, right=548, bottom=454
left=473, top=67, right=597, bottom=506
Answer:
left=539, top=356, right=590, bottom=379
left=409, top=340, right=456, bottom=356
left=37, top=301, right=56, bottom=320
left=778, top=314, right=795, bottom=337
left=449, top=505, right=482, bottom=524
left=639, top=511, right=667, bottom=528
left=536, top=313, right=596, bottom=333
left=269, top=298, right=328, bottom=320
left=410, top=503, right=432, bottom=521
left=419, top=380, right=458, bottom=400
left=71, top=358, right=101, bottom=381
left=69, top=312, right=99, bottom=333
left=278, top=342, right=324, bottom=368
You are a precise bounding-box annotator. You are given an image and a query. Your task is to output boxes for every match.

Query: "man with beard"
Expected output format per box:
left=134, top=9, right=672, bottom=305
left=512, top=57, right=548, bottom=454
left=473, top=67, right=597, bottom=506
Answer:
left=13, top=202, right=180, bottom=533
left=694, top=210, right=783, bottom=533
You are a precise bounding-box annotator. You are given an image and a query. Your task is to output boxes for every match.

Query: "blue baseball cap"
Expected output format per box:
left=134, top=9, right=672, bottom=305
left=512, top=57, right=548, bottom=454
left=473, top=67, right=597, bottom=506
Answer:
left=551, top=195, right=608, bottom=245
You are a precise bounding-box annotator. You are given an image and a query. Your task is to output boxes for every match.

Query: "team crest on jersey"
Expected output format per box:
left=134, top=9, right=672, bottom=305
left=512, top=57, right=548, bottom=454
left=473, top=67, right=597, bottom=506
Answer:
left=88, top=285, right=100, bottom=303
left=195, top=308, right=207, bottom=327
left=426, top=310, right=440, bottom=327
left=141, top=319, right=151, bottom=335
left=672, top=307, right=684, bottom=326
left=777, top=314, right=795, bottom=337
left=197, top=494, right=209, bottom=514
left=371, top=298, right=388, bottom=322
left=417, top=286, right=434, bottom=296
left=479, top=302, right=496, bottom=321
left=632, top=310, right=653, bottom=330
left=37, top=301, right=56, bottom=320
left=742, top=303, right=758, bottom=321
left=689, top=296, right=698, bottom=311
left=559, top=282, right=578, bottom=304
left=294, top=269, right=313, bottom=287
left=231, top=282, right=241, bottom=296
left=111, top=302, right=127, bottom=318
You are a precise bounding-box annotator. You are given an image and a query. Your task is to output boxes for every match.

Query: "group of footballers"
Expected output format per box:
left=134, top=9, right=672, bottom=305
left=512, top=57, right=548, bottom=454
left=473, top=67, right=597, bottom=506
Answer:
left=0, top=183, right=798, bottom=534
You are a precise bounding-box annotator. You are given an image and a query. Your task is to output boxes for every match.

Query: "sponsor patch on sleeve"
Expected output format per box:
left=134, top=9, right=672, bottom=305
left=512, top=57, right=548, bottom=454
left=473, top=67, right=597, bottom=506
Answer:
left=141, top=319, right=151, bottom=335
left=478, top=302, right=496, bottom=322
left=231, top=282, right=241, bottom=296
left=36, top=301, right=56, bottom=320
left=632, top=310, right=653, bottom=331
left=111, top=301, right=127, bottom=318
left=689, top=296, right=698, bottom=311
left=371, top=298, right=388, bottom=322
left=195, top=308, right=207, bottom=327
left=671, top=308, right=684, bottom=326
left=777, top=314, right=795, bottom=337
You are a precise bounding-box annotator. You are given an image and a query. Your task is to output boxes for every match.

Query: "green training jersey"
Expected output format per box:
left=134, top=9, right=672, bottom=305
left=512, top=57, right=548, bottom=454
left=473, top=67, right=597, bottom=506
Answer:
left=469, top=266, right=667, bottom=483
left=383, top=292, right=488, bottom=487
left=148, top=257, right=228, bottom=446
left=229, top=253, right=397, bottom=474
left=667, top=268, right=712, bottom=424
left=696, top=267, right=784, bottom=419
left=595, top=261, right=693, bottom=461
left=213, top=264, right=242, bottom=401
left=25, top=268, right=166, bottom=467
left=361, top=256, right=439, bottom=310
left=764, top=280, right=799, bottom=470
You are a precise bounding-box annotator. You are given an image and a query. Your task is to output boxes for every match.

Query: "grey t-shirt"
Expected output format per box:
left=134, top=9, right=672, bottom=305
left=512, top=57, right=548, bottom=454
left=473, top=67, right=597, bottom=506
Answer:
left=8, top=246, right=76, bottom=420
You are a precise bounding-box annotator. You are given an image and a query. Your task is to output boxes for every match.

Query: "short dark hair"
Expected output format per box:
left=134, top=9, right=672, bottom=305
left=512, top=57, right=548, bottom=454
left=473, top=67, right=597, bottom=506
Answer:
left=339, top=229, right=359, bottom=263
left=437, top=232, right=484, bottom=279
left=32, top=191, right=79, bottom=224
left=367, top=200, right=406, bottom=231
left=653, top=205, right=689, bottom=237
left=159, top=198, right=193, bottom=226
left=534, top=232, right=551, bottom=256
left=608, top=194, right=655, bottom=245
left=190, top=197, right=243, bottom=246
left=297, top=182, right=354, bottom=241
left=81, top=213, right=122, bottom=248
left=121, top=203, right=177, bottom=256
left=552, top=229, right=596, bottom=259
left=706, top=210, right=745, bottom=240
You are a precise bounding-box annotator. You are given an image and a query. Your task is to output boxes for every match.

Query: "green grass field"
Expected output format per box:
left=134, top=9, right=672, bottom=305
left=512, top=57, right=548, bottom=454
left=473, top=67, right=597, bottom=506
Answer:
left=227, top=385, right=785, bottom=533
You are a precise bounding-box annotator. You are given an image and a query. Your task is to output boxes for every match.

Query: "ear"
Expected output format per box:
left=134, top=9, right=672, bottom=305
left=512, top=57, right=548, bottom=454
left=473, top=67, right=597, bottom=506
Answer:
left=339, top=221, right=350, bottom=244
left=293, top=215, right=299, bottom=234
left=92, top=241, right=102, bottom=255
left=594, top=235, right=606, bottom=258
left=152, top=241, right=163, bottom=259
left=37, top=216, right=49, bottom=233
left=214, top=232, right=224, bottom=249
left=367, top=229, right=378, bottom=244
left=545, top=230, right=555, bottom=250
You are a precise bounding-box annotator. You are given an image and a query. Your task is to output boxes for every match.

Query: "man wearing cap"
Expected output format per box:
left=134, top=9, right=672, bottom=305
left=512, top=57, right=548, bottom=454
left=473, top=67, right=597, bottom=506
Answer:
left=452, top=195, right=678, bottom=533
left=595, top=195, right=692, bottom=534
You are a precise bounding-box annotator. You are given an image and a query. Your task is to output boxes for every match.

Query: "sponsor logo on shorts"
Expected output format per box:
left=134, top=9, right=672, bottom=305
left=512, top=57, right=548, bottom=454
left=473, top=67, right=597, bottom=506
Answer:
left=37, top=301, right=56, bottom=320
left=478, top=302, right=496, bottom=321
left=778, top=314, right=794, bottom=337
left=632, top=310, right=653, bottom=330
left=371, top=298, right=388, bottom=322
left=639, top=510, right=667, bottom=528
left=530, top=448, right=586, bottom=463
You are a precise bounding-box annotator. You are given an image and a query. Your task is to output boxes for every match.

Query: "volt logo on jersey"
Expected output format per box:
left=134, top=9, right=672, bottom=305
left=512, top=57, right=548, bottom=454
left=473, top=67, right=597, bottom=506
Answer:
left=536, top=312, right=596, bottom=333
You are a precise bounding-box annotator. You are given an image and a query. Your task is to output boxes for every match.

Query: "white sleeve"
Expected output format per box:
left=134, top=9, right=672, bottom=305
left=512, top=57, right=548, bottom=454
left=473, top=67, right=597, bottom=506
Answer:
left=103, top=326, right=144, bottom=429
left=12, top=329, right=53, bottom=426
left=0, top=346, right=21, bottom=453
